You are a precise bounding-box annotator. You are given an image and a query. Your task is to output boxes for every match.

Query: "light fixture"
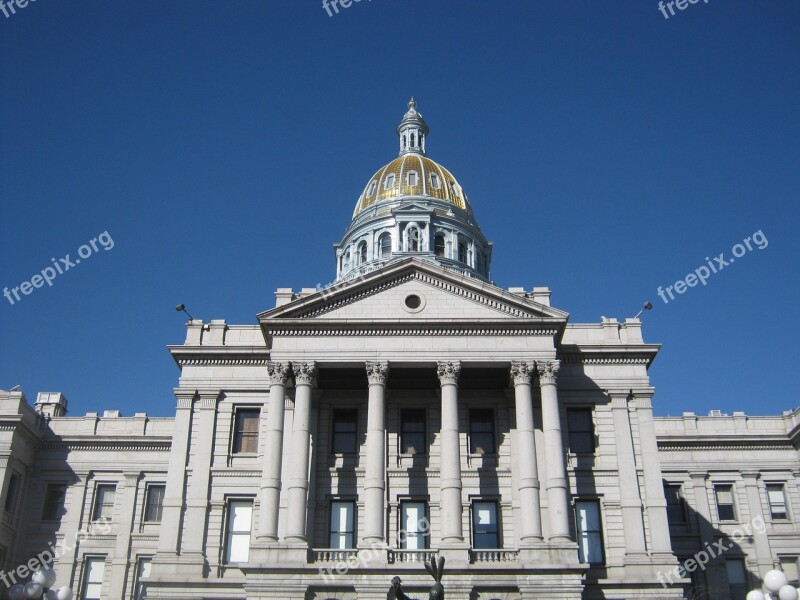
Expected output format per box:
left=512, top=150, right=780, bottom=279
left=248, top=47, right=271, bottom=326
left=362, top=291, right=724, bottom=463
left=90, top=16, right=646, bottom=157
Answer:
left=175, top=303, right=195, bottom=321
left=8, top=566, right=73, bottom=600
left=746, top=569, right=800, bottom=600
left=633, top=301, right=653, bottom=320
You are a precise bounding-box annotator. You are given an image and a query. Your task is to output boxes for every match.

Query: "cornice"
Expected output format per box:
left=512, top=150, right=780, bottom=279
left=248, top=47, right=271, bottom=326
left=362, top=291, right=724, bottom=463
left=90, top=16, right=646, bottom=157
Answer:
left=168, top=346, right=269, bottom=368
left=657, top=438, right=793, bottom=451
left=40, top=438, right=172, bottom=452
left=558, top=345, right=660, bottom=367
left=264, top=321, right=560, bottom=337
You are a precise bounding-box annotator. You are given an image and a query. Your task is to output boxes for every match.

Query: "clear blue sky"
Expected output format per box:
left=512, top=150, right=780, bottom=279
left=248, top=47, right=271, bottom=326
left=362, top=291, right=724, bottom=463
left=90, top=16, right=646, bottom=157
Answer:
left=1, top=1, right=798, bottom=418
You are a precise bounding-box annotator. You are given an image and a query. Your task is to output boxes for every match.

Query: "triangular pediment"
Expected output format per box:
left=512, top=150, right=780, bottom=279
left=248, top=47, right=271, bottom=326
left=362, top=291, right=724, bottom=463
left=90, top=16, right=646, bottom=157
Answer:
left=258, top=258, right=568, bottom=324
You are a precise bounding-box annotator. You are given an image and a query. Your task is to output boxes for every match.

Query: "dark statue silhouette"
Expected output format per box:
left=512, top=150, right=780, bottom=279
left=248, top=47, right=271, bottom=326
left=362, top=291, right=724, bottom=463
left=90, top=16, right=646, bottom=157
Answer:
left=387, top=556, right=445, bottom=600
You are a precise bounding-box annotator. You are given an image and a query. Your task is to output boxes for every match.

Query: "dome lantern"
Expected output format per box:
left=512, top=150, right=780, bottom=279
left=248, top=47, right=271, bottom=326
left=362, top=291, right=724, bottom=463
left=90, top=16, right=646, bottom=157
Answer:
left=397, top=98, right=429, bottom=156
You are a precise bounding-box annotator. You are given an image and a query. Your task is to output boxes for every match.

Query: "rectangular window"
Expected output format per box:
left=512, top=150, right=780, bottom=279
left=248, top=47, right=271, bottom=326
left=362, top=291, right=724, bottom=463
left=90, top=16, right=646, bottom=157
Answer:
left=92, top=485, right=116, bottom=521
left=664, top=484, right=687, bottom=525
left=232, top=408, right=260, bottom=454
left=767, top=484, right=788, bottom=520
left=472, top=501, right=499, bottom=549
left=332, top=409, right=358, bottom=454
left=224, top=500, right=253, bottom=563
left=400, top=410, right=426, bottom=455
left=469, top=409, right=495, bottom=454
left=135, top=556, right=151, bottom=600
left=726, top=558, right=747, bottom=600
left=407, top=171, right=418, bottom=187
left=715, top=485, right=737, bottom=521
left=400, top=501, right=428, bottom=549
left=566, top=408, right=595, bottom=453
left=430, top=173, right=441, bottom=189
left=329, top=501, right=356, bottom=549
left=144, top=485, right=165, bottom=522
left=3, top=474, right=19, bottom=514
left=80, top=556, right=105, bottom=600
left=41, top=483, right=67, bottom=521
left=780, top=557, right=799, bottom=586
left=575, top=500, right=605, bottom=565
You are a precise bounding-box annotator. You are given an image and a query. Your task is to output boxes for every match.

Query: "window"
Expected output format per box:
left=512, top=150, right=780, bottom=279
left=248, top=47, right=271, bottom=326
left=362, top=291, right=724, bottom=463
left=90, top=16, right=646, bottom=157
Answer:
left=780, top=557, right=799, bottom=586
left=41, top=483, right=67, bottom=521
left=366, top=181, right=377, bottom=197
left=767, top=484, right=788, bottom=520
left=0, top=546, right=7, bottom=571
left=566, top=409, right=594, bottom=453
left=224, top=500, right=253, bottom=563
left=144, top=485, right=165, bottom=522
left=469, top=409, right=495, bottom=454
left=3, top=474, right=19, bottom=514
left=664, top=484, right=687, bottom=525
left=726, top=558, right=747, bottom=600
left=406, top=226, right=420, bottom=252
left=678, top=556, right=703, bottom=596
left=407, top=171, right=418, bottom=187
left=385, top=174, right=396, bottom=189
left=458, top=242, right=467, bottom=263
left=575, top=500, right=605, bottom=565
left=400, top=501, right=428, bottom=549
left=430, top=173, right=441, bottom=189
left=358, top=241, right=367, bottom=264
left=232, top=408, right=260, bottom=454
left=92, top=485, right=116, bottom=521
left=472, top=501, right=499, bottom=549
left=332, top=409, right=358, bottom=454
left=434, top=234, right=445, bottom=257
left=715, top=485, right=737, bottom=521
left=329, top=501, right=355, bottom=549
left=400, top=410, right=426, bottom=454
left=379, top=233, right=392, bottom=258
left=134, top=557, right=151, bottom=600
left=80, top=556, right=105, bottom=600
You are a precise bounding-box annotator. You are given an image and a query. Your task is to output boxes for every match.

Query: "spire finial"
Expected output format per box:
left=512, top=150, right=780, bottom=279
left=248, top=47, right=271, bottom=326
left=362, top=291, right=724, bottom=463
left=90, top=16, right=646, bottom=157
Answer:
left=397, top=97, right=429, bottom=156
left=409, top=97, right=417, bottom=110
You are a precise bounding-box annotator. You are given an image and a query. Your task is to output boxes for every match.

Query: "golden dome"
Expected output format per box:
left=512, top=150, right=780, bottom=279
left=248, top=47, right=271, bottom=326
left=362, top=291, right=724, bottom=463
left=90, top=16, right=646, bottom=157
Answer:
left=353, top=153, right=473, bottom=218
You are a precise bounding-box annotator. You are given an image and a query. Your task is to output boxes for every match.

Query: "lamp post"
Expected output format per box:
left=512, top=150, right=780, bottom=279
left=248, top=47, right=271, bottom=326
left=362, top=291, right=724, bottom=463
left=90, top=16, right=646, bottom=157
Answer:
left=7, top=567, right=73, bottom=600
left=746, top=569, right=800, bottom=600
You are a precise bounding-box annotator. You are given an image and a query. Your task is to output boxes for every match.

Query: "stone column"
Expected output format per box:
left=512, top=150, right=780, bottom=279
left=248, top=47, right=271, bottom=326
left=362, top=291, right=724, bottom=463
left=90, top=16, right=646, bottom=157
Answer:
left=156, top=389, right=195, bottom=555
left=437, top=361, right=464, bottom=545
left=285, top=362, right=317, bottom=544
left=257, top=362, right=291, bottom=543
left=510, top=361, right=543, bottom=544
left=537, top=360, right=571, bottom=542
left=106, top=472, right=141, bottom=599
left=363, top=361, right=389, bottom=544
left=633, top=393, right=673, bottom=555
left=182, top=390, right=220, bottom=557
left=609, top=390, right=647, bottom=556
left=690, top=472, right=718, bottom=594
left=742, top=471, right=774, bottom=575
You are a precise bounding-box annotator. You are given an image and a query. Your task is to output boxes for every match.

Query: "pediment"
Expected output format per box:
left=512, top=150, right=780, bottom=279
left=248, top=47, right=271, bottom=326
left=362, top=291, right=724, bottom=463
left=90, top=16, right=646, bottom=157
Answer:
left=258, top=258, right=568, bottom=324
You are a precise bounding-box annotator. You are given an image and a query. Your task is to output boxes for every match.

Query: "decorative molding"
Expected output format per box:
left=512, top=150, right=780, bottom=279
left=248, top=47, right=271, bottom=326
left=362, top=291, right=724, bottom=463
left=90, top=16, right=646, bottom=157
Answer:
left=39, top=440, right=171, bottom=452
left=267, top=361, right=291, bottom=385
left=437, top=361, right=461, bottom=385
left=559, top=355, right=651, bottom=365
left=365, top=361, right=389, bottom=385
left=176, top=357, right=270, bottom=366
left=266, top=324, right=558, bottom=337
left=536, top=360, right=560, bottom=385
left=210, top=470, right=261, bottom=478
left=510, top=361, right=535, bottom=386
left=293, top=362, right=318, bottom=386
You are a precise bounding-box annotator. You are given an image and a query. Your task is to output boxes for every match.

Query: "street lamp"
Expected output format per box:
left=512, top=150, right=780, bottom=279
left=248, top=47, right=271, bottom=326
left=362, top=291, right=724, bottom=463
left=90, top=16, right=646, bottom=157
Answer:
left=7, top=567, right=73, bottom=600
left=746, top=569, right=800, bottom=600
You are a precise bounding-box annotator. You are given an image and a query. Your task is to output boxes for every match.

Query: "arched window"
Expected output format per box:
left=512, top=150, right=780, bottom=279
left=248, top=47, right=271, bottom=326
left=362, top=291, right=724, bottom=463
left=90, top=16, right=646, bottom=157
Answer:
left=407, top=226, right=420, bottom=252
left=358, top=241, right=367, bottom=264
left=458, top=242, right=467, bottom=263
left=411, top=132, right=416, bottom=147
left=379, top=233, right=392, bottom=258
left=434, top=234, right=445, bottom=257
left=344, top=250, right=351, bottom=271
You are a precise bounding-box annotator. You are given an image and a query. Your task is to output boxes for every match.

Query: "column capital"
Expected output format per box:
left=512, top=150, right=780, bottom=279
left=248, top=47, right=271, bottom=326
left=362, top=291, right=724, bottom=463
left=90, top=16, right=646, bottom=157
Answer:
left=267, top=361, right=291, bottom=385
left=510, top=360, right=536, bottom=385
left=365, top=361, right=389, bottom=385
left=173, top=388, right=196, bottom=410
left=536, top=359, right=560, bottom=385
left=292, top=362, right=318, bottom=386
left=196, top=389, right=222, bottom=409
left=437, top=360, right=461, bottom=386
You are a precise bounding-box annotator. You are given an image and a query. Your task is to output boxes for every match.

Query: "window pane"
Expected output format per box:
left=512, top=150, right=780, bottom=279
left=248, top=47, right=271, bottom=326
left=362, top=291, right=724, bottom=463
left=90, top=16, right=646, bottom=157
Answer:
left=332, top=410, right=358, bottom=454
left=42, top=484, right=67, bottom=521
left=82, top=557, right=105, bottom=600
left=233, top=409, right=260, bottom=454
left=93, top=485, right=116, bottom=520
left=329, top=501, right=355, bottom=549
left=4, top=474, right=19, bottom=513
left=726, top=559, right=746, bottom=584
left=135, top=557, right=151, bottom=600
left=781, top=558, right=799, bottom=585
left=145, top=485, right=165, bottom=522
left=225, top=500, right=253, bottom=563
left=401, top=410, right=426, bottom=454
left=575, top=501, right=604, bottom=564
left=402, top=502, right=427, bottom=550
left=472, top=502, right=499, bottom=549
left=567, top=409, right=594, bottom=453
left=469, top=409, right=495, bottom=454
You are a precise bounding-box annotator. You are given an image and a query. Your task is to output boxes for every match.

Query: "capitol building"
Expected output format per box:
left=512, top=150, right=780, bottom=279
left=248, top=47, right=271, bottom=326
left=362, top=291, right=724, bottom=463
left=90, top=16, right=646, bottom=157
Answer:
left=1, top=101, right=798, bottom=600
